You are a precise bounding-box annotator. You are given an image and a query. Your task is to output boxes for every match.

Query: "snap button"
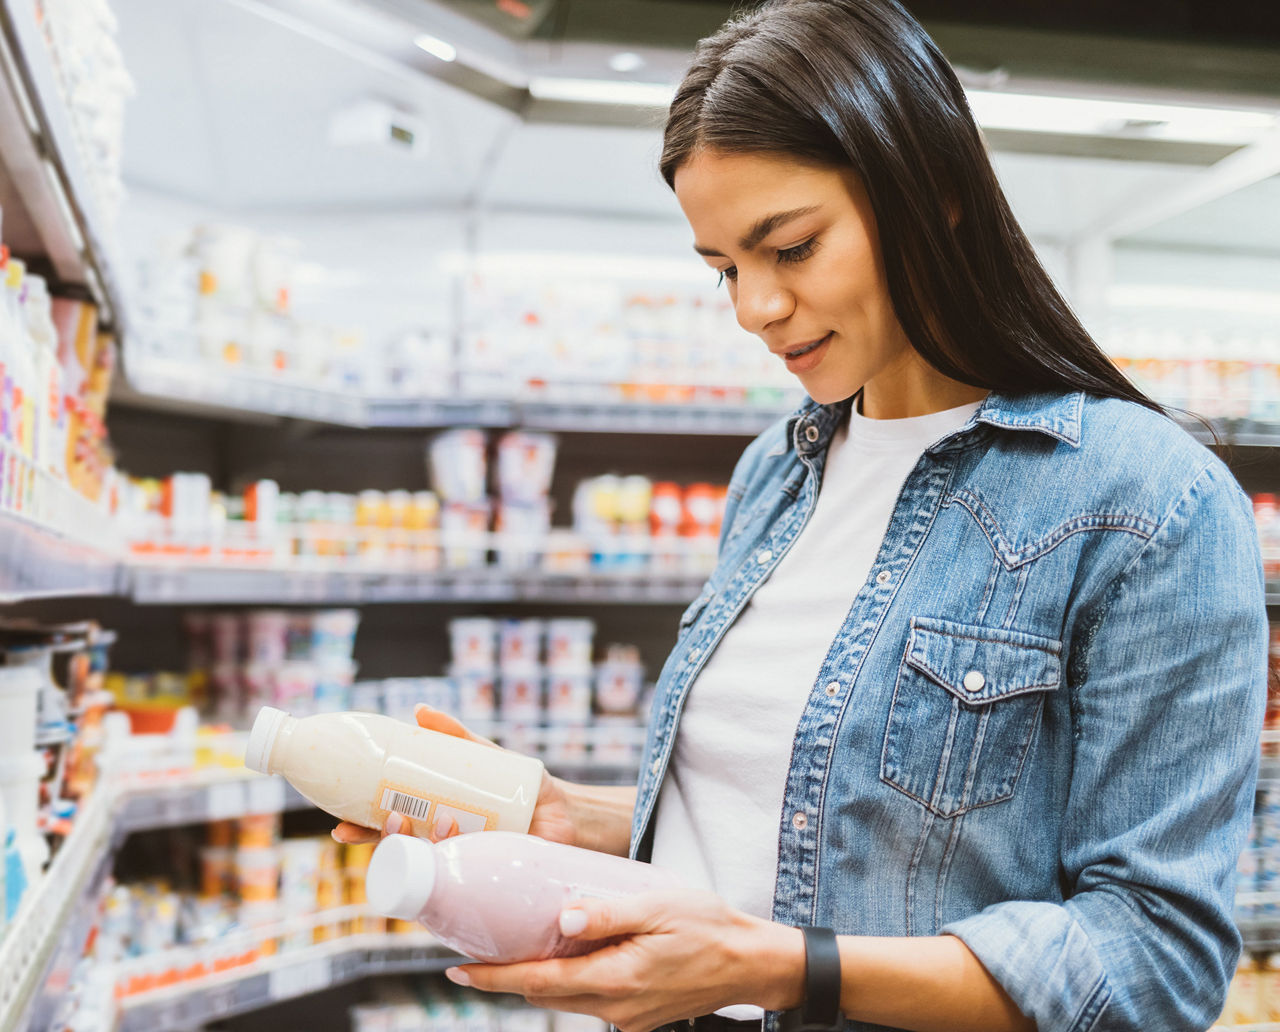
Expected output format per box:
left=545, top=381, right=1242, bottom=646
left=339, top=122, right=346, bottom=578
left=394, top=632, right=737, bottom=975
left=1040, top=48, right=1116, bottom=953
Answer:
left=756, top=549, right=773, bottom=565
left=688, top=646, right=702, bottom=661
left=804, top=424, right=820, bottom=443
left=792, top=811, right=808, bottom=830
left=651, top=759, right=662, bottom=776
left=825, top=681, right=840, bottom=697
left=875, top=570, right=891, bottom=585
left=963, top=670, right=986, bottom=693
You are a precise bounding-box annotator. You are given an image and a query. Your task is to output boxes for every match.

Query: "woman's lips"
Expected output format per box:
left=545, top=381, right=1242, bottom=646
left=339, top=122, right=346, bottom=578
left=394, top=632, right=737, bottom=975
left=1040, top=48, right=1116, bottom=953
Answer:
left=783, top=332, right=833, bottom=373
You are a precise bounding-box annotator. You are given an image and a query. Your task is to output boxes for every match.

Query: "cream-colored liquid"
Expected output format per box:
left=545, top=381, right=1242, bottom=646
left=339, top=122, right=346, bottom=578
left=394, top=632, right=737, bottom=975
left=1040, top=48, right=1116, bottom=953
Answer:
left=265, top=711, right=543, bottom=836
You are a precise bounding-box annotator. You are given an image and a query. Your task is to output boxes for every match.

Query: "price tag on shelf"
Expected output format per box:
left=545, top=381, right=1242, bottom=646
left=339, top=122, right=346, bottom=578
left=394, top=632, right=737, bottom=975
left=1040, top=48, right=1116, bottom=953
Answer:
left=246, top=776, right=286, bottom=814
left=268, top=955, right=332, bottom=1001
left=206, top=780, right=246, bottom=820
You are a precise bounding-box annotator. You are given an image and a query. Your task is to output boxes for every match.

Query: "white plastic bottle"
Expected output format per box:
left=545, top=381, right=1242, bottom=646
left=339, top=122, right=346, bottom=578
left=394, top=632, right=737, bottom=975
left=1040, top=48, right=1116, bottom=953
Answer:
left=244, top=706, right=544, bottom=836
left=366, top=831, right=681, bottom=962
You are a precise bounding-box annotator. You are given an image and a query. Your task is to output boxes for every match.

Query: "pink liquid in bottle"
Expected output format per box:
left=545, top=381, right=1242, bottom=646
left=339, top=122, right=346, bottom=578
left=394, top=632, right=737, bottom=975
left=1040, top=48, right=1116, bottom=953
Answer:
left=365, top=831, right=682, bottom=963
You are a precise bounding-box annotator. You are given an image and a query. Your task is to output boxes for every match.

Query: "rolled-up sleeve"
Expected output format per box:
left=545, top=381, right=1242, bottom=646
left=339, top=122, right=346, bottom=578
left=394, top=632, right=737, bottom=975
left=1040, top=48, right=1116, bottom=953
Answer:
left=943, top=460, right=1269, bottom=1031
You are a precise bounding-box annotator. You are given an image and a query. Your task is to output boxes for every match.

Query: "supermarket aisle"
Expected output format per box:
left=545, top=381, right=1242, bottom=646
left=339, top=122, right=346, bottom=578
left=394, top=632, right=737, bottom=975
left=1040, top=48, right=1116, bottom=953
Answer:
left=0, top=1, right=1277, bottom=1031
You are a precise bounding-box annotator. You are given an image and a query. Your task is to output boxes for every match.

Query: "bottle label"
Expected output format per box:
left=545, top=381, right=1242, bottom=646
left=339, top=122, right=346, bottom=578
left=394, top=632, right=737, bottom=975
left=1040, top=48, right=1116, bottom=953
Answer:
left=375, top=781, right=497, bottom=836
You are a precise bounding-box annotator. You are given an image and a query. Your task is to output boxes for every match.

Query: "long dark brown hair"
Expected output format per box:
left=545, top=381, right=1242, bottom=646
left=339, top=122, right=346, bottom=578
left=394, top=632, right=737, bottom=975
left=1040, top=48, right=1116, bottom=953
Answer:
left=661, top=0, right=1163, bottom=412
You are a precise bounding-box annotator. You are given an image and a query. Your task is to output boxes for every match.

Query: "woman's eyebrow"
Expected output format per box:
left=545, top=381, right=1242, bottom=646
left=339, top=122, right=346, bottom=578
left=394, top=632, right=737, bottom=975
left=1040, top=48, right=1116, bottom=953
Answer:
left=693, top=204, right=822, bottom=257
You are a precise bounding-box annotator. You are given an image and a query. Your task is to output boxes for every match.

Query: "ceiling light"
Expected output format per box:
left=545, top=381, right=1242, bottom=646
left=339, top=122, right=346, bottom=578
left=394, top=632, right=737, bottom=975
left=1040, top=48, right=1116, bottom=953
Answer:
left=608, top=52, right=645, bottom=74
left=1107, top=284, right=1280, bottom=317
left=528, top=77, right=674, bottom=107
left=414, top=33, right=457, bottom=62
left=966, top=90, right=1277, bottom=145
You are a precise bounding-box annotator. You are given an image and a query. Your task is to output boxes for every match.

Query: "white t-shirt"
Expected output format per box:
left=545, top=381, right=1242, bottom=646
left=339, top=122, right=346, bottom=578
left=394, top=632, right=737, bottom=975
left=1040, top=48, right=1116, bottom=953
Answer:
left=649, top=398, right=982, bottom=1019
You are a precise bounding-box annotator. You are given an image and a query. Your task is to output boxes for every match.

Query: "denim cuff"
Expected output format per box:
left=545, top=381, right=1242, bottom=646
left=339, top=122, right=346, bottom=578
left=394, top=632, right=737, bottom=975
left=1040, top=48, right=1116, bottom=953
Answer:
left=942, top=901, right=1112, bottom=1032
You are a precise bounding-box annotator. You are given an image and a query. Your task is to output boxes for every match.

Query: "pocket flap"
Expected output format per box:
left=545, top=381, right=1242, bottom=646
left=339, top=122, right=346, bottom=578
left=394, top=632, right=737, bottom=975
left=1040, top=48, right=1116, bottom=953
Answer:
left=905, top=617, right=1061, bottom=705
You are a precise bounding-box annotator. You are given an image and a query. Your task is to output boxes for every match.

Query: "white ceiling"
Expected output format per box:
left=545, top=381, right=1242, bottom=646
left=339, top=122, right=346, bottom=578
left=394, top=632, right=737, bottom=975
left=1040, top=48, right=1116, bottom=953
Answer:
left=111, top=0, right=1280, bottom=258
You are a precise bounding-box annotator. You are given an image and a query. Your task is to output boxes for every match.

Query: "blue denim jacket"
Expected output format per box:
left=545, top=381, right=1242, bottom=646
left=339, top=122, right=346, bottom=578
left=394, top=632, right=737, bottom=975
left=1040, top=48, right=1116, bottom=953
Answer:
left=631, top=390, right=1268, bottom=1032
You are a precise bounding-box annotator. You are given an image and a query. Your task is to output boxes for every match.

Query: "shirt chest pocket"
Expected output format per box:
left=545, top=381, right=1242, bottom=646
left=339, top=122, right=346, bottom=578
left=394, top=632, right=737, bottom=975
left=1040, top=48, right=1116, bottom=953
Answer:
left=880, top=617, right=1061, bottom=819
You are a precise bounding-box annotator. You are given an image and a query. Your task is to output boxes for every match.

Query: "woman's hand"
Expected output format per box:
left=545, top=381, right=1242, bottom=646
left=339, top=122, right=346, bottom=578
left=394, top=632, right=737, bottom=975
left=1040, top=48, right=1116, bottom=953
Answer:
left=442, top=890, right=804, bottom=1032
left=332, top=703, right=579, bottom=846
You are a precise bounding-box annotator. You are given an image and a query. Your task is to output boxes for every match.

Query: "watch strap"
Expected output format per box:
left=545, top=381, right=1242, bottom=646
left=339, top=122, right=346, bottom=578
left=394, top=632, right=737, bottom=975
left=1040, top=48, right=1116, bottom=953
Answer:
left=779, top=925, right=843, bottom=1031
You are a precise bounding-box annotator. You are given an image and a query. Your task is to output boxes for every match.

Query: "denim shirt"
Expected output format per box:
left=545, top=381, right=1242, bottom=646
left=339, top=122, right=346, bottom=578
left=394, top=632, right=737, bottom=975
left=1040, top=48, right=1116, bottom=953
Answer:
left=630, top=390, right=1268, bottom=1032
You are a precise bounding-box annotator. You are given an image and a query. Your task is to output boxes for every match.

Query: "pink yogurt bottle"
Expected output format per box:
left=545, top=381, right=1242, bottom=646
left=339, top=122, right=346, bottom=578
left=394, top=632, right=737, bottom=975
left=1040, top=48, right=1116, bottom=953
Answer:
left=365, top=831, right=681, bottom=963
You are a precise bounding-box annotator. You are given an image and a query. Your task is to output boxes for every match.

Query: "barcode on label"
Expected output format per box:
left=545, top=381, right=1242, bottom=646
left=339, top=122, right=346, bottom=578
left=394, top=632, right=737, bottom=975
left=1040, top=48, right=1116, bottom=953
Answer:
left=380, top=788, right=432, bottom=820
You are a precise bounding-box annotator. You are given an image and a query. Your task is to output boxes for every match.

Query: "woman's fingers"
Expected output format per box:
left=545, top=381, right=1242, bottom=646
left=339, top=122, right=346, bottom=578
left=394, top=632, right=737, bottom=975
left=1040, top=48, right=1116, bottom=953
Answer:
left=332, top=821, right=378, bottom=844
left=415, top=703, right=498, bottom=748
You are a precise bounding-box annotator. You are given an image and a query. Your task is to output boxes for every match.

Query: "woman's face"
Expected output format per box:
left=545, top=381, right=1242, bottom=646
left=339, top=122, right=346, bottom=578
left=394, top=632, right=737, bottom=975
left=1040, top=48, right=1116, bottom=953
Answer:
left=673, top=148, right=940, bottom=415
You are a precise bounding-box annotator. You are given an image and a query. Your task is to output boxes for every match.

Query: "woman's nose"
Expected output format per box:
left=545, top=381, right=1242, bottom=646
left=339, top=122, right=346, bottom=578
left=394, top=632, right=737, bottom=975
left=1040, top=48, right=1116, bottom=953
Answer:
left=732, top=272, right=793, bottom=335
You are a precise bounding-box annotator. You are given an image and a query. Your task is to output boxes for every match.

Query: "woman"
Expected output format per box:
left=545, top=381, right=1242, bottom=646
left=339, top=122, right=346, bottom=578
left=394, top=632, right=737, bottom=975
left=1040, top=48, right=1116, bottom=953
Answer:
left=339, top=1, right=1268, bottom=1028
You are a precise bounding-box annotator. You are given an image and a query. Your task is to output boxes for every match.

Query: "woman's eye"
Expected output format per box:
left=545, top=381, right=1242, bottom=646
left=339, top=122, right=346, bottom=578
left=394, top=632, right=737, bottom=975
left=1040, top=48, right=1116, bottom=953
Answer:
left=777, top=238, right=817, bottom=264
left=717, top=267, right=738, bottom=287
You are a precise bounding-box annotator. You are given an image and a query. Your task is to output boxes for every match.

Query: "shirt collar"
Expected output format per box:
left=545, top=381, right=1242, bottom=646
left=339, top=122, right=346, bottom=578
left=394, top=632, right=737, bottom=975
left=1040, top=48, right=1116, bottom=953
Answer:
left=783, top=389, right=1085, bottom=457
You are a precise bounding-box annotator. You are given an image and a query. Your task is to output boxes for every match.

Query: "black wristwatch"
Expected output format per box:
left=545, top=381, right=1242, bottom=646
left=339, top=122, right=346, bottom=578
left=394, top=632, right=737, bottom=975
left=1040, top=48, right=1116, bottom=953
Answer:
left=778, top=926, right=844, bottom=1032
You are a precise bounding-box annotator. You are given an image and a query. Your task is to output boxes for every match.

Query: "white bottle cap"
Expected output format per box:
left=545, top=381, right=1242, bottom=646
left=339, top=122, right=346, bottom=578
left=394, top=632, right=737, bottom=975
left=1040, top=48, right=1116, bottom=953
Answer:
left=365, top=834, right=438, bottom=921
left=244, top=706, right=288, bottom=775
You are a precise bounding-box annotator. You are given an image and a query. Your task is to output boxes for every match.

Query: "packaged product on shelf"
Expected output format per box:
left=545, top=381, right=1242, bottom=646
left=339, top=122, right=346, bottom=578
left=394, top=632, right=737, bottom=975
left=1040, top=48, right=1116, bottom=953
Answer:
left=594, top=644, right=645, bottom=714
left=244, top=705, right=544, bottom=836
left=429, top=429, right=489, bottom=504
left=365, top=831, right=680, bottom=962
left=500, top=619, right=543, bottom=672
left=546, top=619, right=594, bottom=670
left=496, top=498, right=552, bottom=571
left=4, top=821, right=28, bottom=921
left=0, top=752, right=43, bottom=884
left=449, top=618, right=498, bottom=672
left=0, top=665, right=40, bottom=760
left=498, top=673, right=543, bottom=723
left=236, top=812, right=282, bottom=850
left=234, top=846, right=281, bottom=904
left=546, top=672, right=593, bottom=723
left=496, top=431, right=558, bottom=503
left=36, top=0, right=133, bottom=227
left=441, top=499, right=492, bottom=569
left=453, top=671, right=497, bottom=725
left=245, top=609, right=290, bottom=665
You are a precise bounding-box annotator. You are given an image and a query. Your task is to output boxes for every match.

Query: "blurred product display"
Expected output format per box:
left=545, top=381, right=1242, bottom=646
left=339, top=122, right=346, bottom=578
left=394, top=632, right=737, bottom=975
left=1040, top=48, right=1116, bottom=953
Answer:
left=131, top=224, right=452, bottom=399
left=35, top=0, right=133, bottom=230
left=0, top=0, right=1276, bottom=1031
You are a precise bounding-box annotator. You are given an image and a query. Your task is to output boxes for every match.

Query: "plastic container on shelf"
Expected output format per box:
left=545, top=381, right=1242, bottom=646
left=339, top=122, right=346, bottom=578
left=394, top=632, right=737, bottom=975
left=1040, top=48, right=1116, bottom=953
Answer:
left=245, top=706, right=543, bottom=837
left=594, top=644, right=645, bottom=714
left=500, top=619, right=543, bottom=672
left=546, top=619, right=594, bottom=671
left=453, top=671, right=497, bottom=724
left=546, top=672, right=593, bottom=723
left=0, top=750, right=47, bottom=883
left=0, top=665, right=40, bottom=755
left=365, top=831, right=681, bottom=962
left=449, top=617, right=498, bottom=672
left=498, top=672, right=543, bottom=722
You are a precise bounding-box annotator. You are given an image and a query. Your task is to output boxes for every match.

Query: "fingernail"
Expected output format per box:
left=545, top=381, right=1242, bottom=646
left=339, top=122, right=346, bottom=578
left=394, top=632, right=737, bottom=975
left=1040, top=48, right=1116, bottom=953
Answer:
left=559, top=909, right=588, bottom=936
left=386, top=811, right=404, bottom=835
left=434, top=815, right=453, bottom=840
left=445, top=967, right=471, bottom=987
left=330, top=828, right=345, bottom=842
left=415, top=703, right=433, bottom=715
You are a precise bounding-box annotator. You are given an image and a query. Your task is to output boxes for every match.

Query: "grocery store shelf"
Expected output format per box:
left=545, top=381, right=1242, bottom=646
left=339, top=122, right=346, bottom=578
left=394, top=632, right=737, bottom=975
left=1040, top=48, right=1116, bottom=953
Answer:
left=0, top=791, right=114, bottom=1032
left=127, top=563, right=705, bottom=606
left=0, top=0, right=125, bottom=326
left=0, top=508, right=120, bottom=602
left=117, top=346, right=796, bottom=435
left=113, top=931, right=456, bottom=1032
left=516, top=398, right=790, bottom=436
